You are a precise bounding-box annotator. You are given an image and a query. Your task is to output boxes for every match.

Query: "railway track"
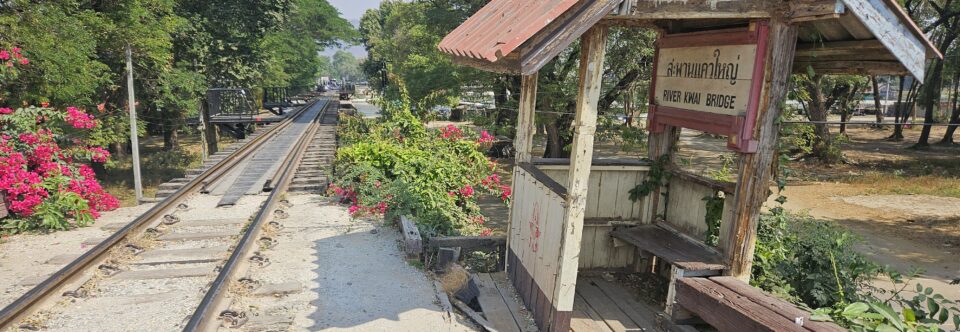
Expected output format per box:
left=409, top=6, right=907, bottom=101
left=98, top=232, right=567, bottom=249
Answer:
left=0, top=97, right=339, bottom=331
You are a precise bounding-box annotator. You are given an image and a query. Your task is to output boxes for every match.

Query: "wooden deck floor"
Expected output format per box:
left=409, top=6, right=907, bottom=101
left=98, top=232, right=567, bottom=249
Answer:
left=572, top=277, right=680, bottom=332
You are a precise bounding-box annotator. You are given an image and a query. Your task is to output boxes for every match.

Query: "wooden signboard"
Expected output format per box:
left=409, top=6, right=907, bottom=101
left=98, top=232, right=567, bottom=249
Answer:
left=648, top=21, right=769, bottom=153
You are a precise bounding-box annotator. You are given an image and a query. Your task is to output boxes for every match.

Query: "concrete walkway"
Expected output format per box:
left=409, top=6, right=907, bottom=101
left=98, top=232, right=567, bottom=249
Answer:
left=238, top=194, right=475, bottom=331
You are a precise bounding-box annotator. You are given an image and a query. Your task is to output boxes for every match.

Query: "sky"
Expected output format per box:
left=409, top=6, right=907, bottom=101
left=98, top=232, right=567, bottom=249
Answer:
left=320, top=0, right=384, bottom=58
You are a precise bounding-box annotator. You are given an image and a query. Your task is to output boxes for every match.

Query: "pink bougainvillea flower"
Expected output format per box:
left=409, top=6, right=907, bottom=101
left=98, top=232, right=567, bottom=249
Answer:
left=500, top=185, right=512, bottom=201
left=0, top=50, right=8, bottom=60
left=97, top=103, right=106, bottom=112
left=376, top=201, right=388, bottom=214
left=480, top=229, right=493, bottom=237
left=478, top=130, right=495, bottom=143
left=0, top=107, right=12, bottom=115
left=459, top=184, right=474, bottom=197
left=40, top=101, right=49, bottom=107
left=5, top=62, right=11, bottom=68
left=18, top=58, right=28, bottom=65
left=348, top=205, right=361, bottom=215
left=65, top=107, right=96, bottom=129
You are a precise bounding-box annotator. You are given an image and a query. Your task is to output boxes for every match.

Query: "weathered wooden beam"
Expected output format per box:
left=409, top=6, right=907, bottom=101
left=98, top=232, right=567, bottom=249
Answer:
left=608, top=0, right=771, bottom=20
left=428, top=236, right=506, bottom=250
left=400, top=215, right=423, bottom=261
left=675, top=277, right=808, bottom=332
left=515, top=74, right=538, bottom=163
left=518, top=0, right=621, bottom=76
left=795, top=39, right=886, bottom=57
left=840, top=0, right=929, bottom=79
left=787, top=0, right=845, bottom=22
left=0, top=193, right=7, bottom=219
left=669, top=168, right=737, bottom=194
left=722, top=18, right=799, bottom=281
left=794, top=60, right=909, bottom=75
left=551, top=25, right=608, bottom=332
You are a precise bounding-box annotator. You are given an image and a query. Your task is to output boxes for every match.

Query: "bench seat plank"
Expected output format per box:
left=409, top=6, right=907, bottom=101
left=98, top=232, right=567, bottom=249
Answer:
left=676, top=277, right=809, bottom=332
left=709, top=277, right=846, bottom=332
left=610, top=224, right=726, bottom=271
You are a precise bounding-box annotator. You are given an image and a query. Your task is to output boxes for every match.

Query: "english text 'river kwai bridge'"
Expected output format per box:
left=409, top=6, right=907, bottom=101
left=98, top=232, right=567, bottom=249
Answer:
left=438, top=0, right=940, bottom=331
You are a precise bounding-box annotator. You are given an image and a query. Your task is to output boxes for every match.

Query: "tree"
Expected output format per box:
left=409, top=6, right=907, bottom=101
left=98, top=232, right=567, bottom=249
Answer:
left=793, top=74, right=867, bottom=163
left=907, top=0, right=960, bottom=147
left=331, top=50, right=362, bottom=82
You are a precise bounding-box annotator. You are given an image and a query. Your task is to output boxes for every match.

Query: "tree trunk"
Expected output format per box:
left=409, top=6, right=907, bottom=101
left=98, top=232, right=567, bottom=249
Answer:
left=163, top=127, right=179, bottom=151
left=916, top=58, right=945, bottom=147
left=941, top=69, right=960, bottom=144
left=872, top=75, right=883, bottom=124
left=804, top=75, right=833, bottom=161
left=840, top=111, right=848, bottom=134
left=543, top=115, right=563, bottom=158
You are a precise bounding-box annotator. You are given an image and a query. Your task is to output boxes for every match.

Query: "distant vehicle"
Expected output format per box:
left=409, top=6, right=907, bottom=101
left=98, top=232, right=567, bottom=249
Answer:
left=339, top=82, right=356, bottom=101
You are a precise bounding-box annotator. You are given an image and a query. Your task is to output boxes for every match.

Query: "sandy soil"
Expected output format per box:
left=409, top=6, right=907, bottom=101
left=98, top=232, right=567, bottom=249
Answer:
left=666, top=123, right=960, bottom=302
left=233, top=193, right=475, bottom=331
left=0, top=203, right=156, bottom=309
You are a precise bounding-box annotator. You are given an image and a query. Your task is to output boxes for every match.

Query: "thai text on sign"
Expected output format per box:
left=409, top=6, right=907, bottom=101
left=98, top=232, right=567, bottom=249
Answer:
left=655, top=45, right=758, bottom=116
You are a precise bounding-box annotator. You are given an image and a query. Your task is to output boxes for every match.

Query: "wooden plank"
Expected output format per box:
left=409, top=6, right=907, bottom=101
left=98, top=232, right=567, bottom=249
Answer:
left=477, top=274, right=522, bottom=332
left=596, top=171, right=621, bottom=219
left=710, top=277, right=845, bottom=331
left=840, top=0, right=927, bottom=79
left=579, top=226, right=598, bottom=269
left=453, top=299, right=500, bottom=332
left=585, top=171, right=602, bottom=218
left=670, top=168, right=736, bottom=194
left=576, top=279, right=641, bottom=332
left=571, top=293, right=614, bottom=332
left=515, top=74, right=538, bottom=163
left=490, top=272, right=538, bottom=332
left=723, top=18, right=799, bottom=280
left=428, top=236, right=505, bottom=250
left=433, top=281, right=454, bottom=323
left=610, top=0, right=771, bottom=19
left=610, top=224, right=726, bottom=271
left=0, top=192, right=7, bottom=218
left=675, top=278, right=807, bottom=332
left=517, top=0, right=621, bottom=75
left=589, top=278, right=662, bottom=331
left=400, top=215, right=423, bottom=260
left=591, top=225, right=612, bottom=268
left=793, top=60, right=909, bottom=75
left=554, top=25, right=607, bottom=316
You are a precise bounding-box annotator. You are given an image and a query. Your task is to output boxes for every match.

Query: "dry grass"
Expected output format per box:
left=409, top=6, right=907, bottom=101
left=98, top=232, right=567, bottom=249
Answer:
left=438, top=264, right=470, bottom=295
left=101, top=134, right=206, bottom=206
left=855, top=173, right=960, bottom=198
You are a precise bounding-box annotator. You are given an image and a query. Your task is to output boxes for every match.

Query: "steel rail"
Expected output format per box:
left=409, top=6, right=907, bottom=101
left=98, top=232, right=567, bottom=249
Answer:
left=0, top=97, right=326, bottom=330
left=183, top=100, right=333, bottom=331
left=198, top=101, right=318, bottom=193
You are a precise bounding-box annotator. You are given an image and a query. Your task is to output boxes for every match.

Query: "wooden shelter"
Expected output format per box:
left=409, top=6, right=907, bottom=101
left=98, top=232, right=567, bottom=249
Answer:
left=439, top=0, right=939, bottom=331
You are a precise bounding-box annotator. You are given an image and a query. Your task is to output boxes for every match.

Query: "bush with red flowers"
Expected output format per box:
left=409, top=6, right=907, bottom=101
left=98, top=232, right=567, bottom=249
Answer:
left=331, top=98, right=509, bottom=237
left=1, top=49, right=119, bottom=233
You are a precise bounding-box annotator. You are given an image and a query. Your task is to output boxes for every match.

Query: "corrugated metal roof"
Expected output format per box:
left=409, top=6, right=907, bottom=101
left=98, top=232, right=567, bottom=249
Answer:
left=438, top=0, right=580, bottom=63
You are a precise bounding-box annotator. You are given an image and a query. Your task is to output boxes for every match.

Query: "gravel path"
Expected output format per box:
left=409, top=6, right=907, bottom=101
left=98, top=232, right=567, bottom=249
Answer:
left=231, top=194, right=475, bottom=331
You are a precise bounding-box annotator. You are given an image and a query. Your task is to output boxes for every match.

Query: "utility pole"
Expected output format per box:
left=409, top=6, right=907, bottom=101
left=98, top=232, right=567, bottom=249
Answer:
left=126, top=44, right=144, bottom=204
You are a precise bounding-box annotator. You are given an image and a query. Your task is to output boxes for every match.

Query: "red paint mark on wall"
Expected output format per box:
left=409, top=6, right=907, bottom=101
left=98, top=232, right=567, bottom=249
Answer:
left=529, top=202, right=540, bottom=252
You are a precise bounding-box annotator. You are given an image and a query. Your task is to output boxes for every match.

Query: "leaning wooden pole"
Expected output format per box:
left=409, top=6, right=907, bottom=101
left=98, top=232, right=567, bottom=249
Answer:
left=552, top=25, right=608, bottom=332
left=723, top=18, right=799, bottom=281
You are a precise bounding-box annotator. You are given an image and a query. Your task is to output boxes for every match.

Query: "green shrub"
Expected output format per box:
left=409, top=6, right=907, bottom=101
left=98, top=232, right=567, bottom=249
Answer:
left=752, top=207, right=880, bottom=308
left=332, top=99, right=508, bottom=237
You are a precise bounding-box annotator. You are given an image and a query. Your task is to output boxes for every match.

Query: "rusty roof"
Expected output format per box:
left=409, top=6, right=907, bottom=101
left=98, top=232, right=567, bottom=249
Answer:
left=437, top=0, right=580, bottom=63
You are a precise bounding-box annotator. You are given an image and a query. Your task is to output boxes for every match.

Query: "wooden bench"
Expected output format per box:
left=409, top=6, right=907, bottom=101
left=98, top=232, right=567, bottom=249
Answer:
left=676, top=276, right=845, bottom=332
left=610, top=223, right=727, bottom=316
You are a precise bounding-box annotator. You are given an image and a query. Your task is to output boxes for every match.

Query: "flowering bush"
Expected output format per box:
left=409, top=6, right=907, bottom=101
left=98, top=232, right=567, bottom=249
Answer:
left=331, top=102, right=509, bottom=237
left=0, top=104, right=119, bottom=233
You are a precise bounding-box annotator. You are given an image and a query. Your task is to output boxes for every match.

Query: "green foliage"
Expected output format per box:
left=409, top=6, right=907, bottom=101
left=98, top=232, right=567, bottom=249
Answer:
left=333, top=81, right=506, bottom=237
left=702, top=193, right=724, bottom=247
left=628, top=155, right=671, bottom=202
left=812, top=282, right=960, bottom=332
left=751, top=207, right=881, bottom=308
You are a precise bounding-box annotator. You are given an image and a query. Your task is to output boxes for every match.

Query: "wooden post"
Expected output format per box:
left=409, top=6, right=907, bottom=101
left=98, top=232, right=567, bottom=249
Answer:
left=201, top=91, right=219, bottom=156
left=515, top=74, right=539, bottom=163
left=126, top=45, right=143, bottom=204
left=722, top=18, right=799, bottom=281
left=552, top=25, right=607, bottom=332
left=644, top=125, right=680, bottom=222
left=506, top=73, right=538, bottom=275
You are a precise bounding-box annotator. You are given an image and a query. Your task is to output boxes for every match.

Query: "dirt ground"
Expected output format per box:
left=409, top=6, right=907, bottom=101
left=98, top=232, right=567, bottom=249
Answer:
left=669, top=123, right=960, bottom=302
